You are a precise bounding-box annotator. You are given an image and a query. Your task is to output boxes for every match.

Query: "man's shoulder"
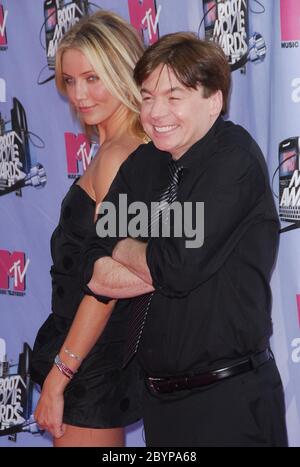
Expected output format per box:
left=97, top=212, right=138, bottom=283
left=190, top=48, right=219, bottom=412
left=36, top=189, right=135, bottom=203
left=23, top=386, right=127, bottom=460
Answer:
left=215, top=119, right=265, bottom=168
left=217, top=120, right=256, bottom=152
left=211, top=120, right=269, bottom=187
left=135, top=141, right=169, bottom=158
left=126, top=141, right=170, bottom=168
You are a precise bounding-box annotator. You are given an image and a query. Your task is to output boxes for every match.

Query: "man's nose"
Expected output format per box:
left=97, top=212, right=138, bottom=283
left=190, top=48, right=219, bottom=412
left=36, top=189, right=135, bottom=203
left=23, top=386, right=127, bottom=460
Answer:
left=150, top=98, right=168, bottom=119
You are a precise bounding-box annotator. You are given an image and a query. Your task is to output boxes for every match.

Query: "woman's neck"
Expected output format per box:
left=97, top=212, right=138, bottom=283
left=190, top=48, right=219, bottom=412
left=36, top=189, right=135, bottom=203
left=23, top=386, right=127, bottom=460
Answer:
left=97, top=105, right=132, bottom=145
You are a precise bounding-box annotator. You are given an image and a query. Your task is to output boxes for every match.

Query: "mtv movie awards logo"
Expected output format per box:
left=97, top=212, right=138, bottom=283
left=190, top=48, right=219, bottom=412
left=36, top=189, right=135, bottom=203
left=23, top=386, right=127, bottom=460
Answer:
left=280, top=0, right=300, bottom=49
left=0, top=98, right=46, bottom=196
left=0, top=339, right=40, bottom=436
left=0, top=3, right=8, bottom=50
left=128, top=0, right=161, bottom=45
left=277, top=137, right=300, bottom=231
left=39, top=0, right=94, bottom=84
left=0, top=250, right=30, bottom=296
left=201, top=0, right=266, bottom=71
left=65, top=132, right=98, bottom=178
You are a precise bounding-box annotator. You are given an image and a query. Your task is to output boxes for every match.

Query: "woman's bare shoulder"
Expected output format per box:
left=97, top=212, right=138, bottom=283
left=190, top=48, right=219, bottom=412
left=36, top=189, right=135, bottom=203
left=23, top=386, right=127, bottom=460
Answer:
left=90, top=136, right=143, bottom=203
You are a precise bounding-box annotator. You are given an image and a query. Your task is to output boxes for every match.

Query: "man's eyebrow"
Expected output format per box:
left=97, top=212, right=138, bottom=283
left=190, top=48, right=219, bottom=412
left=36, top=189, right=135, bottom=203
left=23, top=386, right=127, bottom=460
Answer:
left=140, top=87, right=152, bottom=94
left=140, top=86, right=184, bottom=94
left=169, top=86, right=185, bottom=93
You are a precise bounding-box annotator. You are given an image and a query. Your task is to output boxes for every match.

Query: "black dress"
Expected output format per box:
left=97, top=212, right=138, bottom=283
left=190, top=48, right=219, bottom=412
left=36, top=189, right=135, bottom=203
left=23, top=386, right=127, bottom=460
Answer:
left=30, top=181, right=142, bottom=428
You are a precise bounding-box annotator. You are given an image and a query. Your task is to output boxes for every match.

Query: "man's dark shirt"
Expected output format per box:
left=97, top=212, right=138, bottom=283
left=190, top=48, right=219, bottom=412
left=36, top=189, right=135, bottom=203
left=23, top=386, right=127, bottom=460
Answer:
left=82, top=117, right=280, bottom=376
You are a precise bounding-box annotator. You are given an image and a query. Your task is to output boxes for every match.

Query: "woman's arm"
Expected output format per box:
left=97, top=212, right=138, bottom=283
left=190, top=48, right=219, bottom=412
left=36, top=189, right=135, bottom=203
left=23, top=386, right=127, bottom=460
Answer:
left=34, top=293, right=116, bottom=438
left=35, top=143, right=141, bottom=438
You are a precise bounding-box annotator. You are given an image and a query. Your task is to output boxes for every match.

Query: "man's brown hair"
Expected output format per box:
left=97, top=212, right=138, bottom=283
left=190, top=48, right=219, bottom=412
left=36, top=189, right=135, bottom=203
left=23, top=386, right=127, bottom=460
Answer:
left=134, top=32, right=231, bottom=115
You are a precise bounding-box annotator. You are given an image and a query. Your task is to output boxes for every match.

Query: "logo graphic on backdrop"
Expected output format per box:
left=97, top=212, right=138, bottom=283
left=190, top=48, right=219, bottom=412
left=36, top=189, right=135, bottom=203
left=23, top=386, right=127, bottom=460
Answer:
left=272, top=137, right=300, bottom=233
left=291, top=296, right=300, bottom=363
left=39, top=0, right=100, bottom=84
left=128, top=0, right=161, bottom=46
left=0, top=250, right=30, bottom=296
left=200, top=0, right=266, bottom=71
left=0, top=77, right=6, bottom=102
left=65, top=132, right=98, bottom=178
left=280, top=0, right=300, bottom=48
left=0, top=3, right=8, bottom=50
left=291, top=77, right=300, bottom=103
left=0, top=339, right=40, bottom=439
left=0, top=98, right=47, bottom=197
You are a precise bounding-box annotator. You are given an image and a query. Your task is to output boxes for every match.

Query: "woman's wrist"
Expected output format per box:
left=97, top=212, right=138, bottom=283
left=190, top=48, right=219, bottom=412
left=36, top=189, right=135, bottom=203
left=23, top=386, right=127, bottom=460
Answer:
left=54, top=354, right=77, bottom=380
left=44, top=365, right=71, bottom=394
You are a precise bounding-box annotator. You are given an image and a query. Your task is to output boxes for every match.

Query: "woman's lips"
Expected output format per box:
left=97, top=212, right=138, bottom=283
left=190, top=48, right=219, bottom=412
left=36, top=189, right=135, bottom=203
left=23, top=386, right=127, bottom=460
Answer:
left=78, top=105, right=96, bottom=113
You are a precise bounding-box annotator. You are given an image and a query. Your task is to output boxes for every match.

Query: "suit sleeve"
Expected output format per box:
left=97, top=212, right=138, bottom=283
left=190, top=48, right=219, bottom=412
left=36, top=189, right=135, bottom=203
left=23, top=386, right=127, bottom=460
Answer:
left=80, top=150, right=138, bottom=302
left=146, top=146, right=267, bottom=298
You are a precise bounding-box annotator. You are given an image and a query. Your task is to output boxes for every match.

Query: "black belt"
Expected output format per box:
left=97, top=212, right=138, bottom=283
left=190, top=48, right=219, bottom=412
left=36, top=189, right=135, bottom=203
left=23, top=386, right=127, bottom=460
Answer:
left=146, top=348, right=272, bottom=395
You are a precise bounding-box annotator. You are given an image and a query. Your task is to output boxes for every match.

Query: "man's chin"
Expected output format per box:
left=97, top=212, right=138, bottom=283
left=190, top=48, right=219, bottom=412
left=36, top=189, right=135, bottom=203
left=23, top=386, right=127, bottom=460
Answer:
left=152, top=140, right=173, bottom=154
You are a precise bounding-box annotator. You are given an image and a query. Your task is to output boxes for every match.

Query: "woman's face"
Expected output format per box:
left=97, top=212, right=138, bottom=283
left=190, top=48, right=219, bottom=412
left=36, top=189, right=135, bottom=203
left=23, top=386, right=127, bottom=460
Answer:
left=61, top=48, right=122, bottom=127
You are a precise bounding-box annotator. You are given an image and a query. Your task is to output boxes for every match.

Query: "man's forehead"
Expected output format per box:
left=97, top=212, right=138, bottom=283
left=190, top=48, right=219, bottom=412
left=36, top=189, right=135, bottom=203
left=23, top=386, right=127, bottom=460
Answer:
left=141, top=65, right=185, bottom=92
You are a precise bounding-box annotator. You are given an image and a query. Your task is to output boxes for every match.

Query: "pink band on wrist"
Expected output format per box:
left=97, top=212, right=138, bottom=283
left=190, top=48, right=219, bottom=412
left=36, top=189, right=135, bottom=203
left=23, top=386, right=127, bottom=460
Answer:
left=54, top=354, right=76, bottom=380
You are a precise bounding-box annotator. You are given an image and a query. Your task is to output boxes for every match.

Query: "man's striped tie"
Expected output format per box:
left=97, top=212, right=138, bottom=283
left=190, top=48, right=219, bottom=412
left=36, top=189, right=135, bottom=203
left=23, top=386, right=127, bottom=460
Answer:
left=123, top=160, right=183, bottom=367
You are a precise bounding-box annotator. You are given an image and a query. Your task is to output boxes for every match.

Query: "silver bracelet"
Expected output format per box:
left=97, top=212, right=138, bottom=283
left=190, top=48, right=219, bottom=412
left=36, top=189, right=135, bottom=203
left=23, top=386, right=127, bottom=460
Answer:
left=63, top=347, right=83, bottom=362
left=54, top=354, right=76, bottom=380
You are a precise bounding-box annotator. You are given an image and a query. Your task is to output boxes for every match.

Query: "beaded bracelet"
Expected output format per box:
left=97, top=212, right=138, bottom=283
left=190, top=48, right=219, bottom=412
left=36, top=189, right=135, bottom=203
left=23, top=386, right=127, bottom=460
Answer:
left=54, top=354, right=77, bottom=380
left=63, top=347, right=82, bottom=362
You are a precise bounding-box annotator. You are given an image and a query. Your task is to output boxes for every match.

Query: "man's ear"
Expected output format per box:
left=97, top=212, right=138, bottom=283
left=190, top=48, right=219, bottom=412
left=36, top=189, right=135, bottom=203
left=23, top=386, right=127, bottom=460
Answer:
left=209, top=90, right=223, bottom=117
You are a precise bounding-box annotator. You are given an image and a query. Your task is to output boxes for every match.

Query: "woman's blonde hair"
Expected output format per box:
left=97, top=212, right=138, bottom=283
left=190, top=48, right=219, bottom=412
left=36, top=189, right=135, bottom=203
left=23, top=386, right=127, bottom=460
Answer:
left=55, top=10, right=145, bottom=139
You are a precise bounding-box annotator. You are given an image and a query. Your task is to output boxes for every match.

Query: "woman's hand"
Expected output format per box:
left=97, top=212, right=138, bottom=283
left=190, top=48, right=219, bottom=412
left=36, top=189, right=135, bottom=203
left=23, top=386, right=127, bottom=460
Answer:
left=34, top=366, right=69, bottom=439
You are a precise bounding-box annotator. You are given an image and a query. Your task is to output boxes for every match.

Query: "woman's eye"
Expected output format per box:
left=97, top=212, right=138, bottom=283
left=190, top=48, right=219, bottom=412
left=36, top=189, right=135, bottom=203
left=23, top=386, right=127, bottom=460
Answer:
left=87, top=75, right=98, bottom=82
left=63, top=77, right=73, bottom=85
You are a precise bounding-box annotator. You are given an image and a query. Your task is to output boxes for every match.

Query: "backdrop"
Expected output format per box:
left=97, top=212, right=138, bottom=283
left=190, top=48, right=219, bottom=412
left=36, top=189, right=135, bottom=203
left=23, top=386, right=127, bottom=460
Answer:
left=0, top=0, right=299, bottom=447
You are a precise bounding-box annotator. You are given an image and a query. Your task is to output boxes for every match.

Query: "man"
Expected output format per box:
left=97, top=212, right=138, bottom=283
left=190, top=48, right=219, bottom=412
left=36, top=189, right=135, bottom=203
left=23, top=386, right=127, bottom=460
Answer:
left=82, top=33, right=288, bottom=447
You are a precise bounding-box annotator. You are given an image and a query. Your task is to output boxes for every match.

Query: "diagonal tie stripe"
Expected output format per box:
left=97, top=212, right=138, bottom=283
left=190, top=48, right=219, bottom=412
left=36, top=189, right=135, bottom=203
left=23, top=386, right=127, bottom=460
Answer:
left=149, top=161, right=183, bottom=231
left=123, top=161, right=183, bottom=367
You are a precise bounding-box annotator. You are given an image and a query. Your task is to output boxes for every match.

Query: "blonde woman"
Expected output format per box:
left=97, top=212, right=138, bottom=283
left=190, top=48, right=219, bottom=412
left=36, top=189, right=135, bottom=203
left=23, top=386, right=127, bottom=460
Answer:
left=30, top=10, right=145, bottom=447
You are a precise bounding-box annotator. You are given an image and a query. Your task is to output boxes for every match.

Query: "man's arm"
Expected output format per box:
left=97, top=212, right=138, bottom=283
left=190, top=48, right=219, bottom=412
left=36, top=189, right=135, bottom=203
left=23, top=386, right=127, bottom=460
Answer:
left=110, top=147, right=270, bottom=298
left=112, top=238, right=152, bottom=285
left=87, top=255, right=154, bottom=298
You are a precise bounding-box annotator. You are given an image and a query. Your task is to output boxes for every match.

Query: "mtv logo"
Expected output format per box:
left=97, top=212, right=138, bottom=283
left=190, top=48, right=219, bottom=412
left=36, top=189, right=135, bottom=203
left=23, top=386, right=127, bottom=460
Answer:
left=64, top=132, right=94, bottom=176
left=0, top=4, right=8, bottom=47
left=0, top=250, right=29, bottom=292
left=280, top=0, right=300, bottom=41
left=128, top=0, right=160, bottom=45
